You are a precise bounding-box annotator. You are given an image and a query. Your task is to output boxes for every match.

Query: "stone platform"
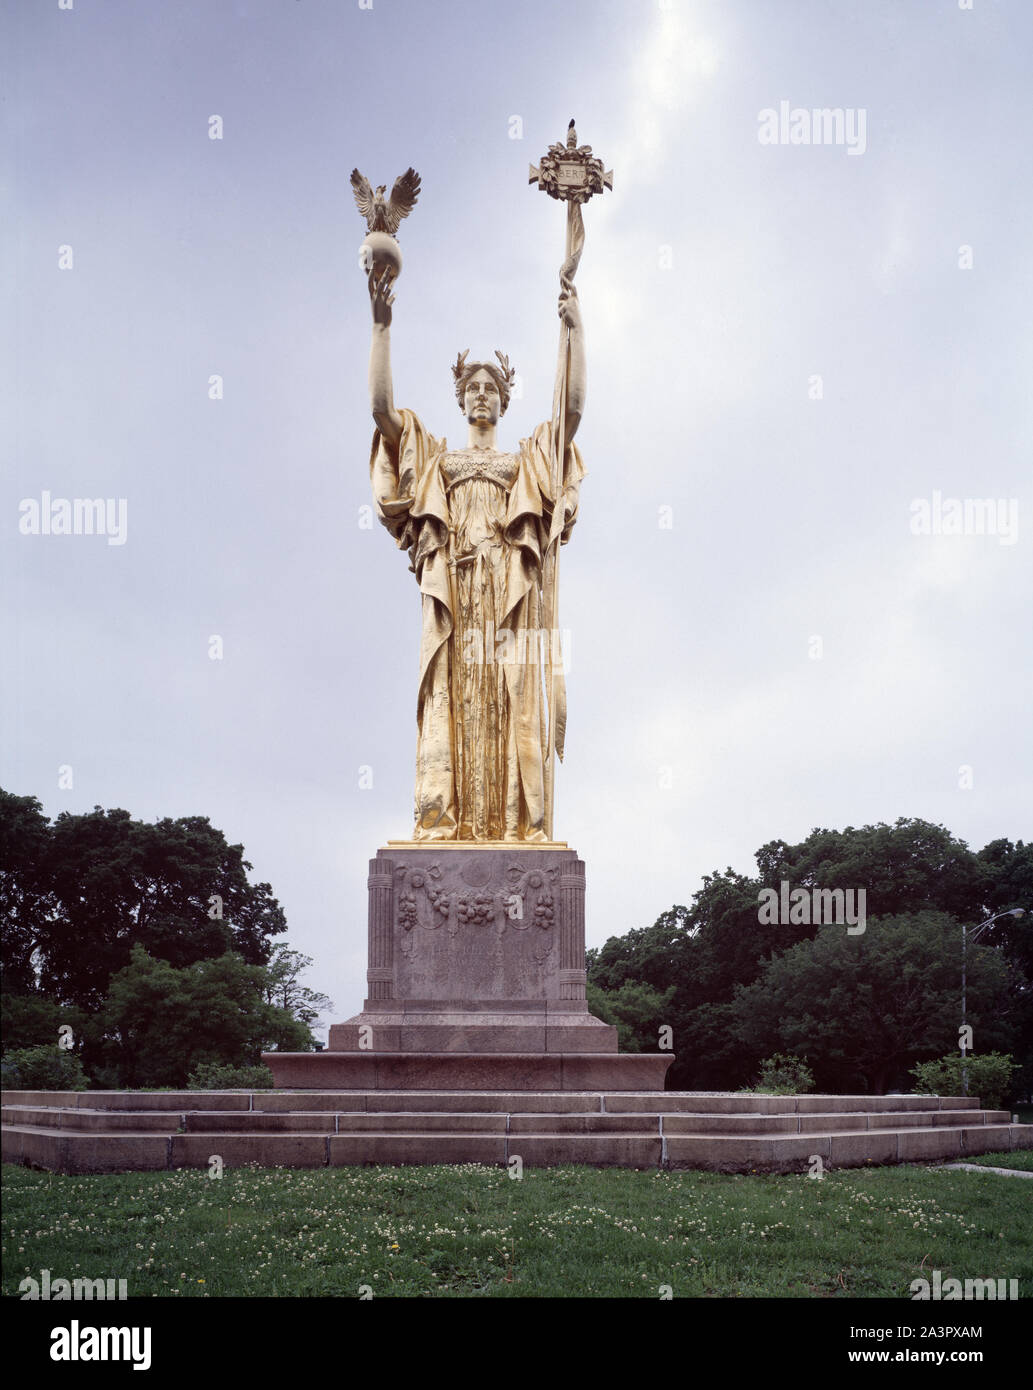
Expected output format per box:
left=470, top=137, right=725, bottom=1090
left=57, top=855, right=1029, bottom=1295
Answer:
left=318, top=845, right=613, bottom=1055
left=261, top=842, right=675, bottom=1092
left=3, top=1089, right=1030, bottom=1174
left=261, top=1051, right=673, bottom=1090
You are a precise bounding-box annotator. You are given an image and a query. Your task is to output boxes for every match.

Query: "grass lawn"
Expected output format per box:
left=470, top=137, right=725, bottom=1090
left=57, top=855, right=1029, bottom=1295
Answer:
left=3, top=1161, right=1030, bottom=1298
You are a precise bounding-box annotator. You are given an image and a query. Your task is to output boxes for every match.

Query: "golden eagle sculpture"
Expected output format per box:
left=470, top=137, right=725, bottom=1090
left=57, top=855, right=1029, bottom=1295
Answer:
left=350, top=167, right=422, bottom=237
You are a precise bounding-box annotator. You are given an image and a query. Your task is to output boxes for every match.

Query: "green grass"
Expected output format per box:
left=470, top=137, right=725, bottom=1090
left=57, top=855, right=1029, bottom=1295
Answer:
left=955, top=1149, right=1033, bottom=1173
left=3, top=1162, right=1031, bottom=1298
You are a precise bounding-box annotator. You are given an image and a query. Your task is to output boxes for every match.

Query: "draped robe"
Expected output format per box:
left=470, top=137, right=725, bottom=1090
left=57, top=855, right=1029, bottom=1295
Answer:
left=370, top=409, right=584, bottom=840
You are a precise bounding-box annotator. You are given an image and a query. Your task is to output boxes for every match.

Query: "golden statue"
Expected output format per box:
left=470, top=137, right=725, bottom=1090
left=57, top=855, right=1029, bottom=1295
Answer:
left=358, top=123, right=611, bottom=843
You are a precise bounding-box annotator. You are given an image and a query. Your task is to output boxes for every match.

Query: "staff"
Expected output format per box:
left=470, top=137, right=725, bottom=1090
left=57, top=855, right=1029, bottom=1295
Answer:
left=529, top=120, right=613, bottom=838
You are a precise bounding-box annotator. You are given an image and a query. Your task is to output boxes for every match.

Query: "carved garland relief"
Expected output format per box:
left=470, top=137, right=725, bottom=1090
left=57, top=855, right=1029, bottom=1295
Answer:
left=395, top=861, right=558, bottom=961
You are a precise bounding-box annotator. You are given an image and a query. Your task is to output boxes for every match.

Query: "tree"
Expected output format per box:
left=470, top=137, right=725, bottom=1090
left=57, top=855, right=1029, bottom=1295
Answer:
left=97, top=946, right=313, bottom=1088
left=588, top=820, right=1028, bottom=1091
left=0, top=795, right=288, bottom=1010
left=589, top=905, right=694, bottom=993
left=0, top=992, right=83, bottom=1053
left=586, top=980, right=674, bottom=1053
left=262, top=945, right=334, bottom=1029
left=0, top=791, right=55, bottom=993
left=588, top=872, right=815, bottom=1088
left=730, top=912, right=1013, bottom=1094
left=911, top=1053, right=1018, bottom=1110
left=755, top=818, right=987, bottom=922
left=975, top=839, right=1033, bottom=974
left=974, top=839, right=1033, bottom=1096
left=0, top=792, right=331, bottom=1088
left=1, top=1045, right=88, bottom=1092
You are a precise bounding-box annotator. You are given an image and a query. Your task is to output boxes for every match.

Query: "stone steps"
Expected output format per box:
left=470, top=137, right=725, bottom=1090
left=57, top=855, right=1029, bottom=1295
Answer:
left=0, top=1105, right=1011, bottom=1135
left=0, top=1089, right=987, bottom=1113
left=3, top=1090, right=1029, bottom=1174
left=2, top=1122, right=1029, bottom=1174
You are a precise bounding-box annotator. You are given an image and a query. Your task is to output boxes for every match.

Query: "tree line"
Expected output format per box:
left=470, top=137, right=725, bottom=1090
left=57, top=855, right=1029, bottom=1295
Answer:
left=1, top=790, right=331, bottom=1088
left=587, top=818, right=1031, bottom=1098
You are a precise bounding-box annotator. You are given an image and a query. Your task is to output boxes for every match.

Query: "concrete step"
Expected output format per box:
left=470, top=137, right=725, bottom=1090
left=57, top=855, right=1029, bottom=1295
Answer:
left=1, top=1126, right=171, bottom=1174
left=4, top=1117, right=1030, bottom=1174
left=665, top=1124, right=1029, bottom=1171
left=2, top=1103, right=1009, bottom=1137
left=4, top=1086, right=1025, bottom=1176
left=327, top=1133, right=662, bottom=1167
left=253, top=1091, right=606, bottom=1114
left=1, top=1090, right=252, bottom=1111
left=1, top=1088, right=992, bottom=1115
left=659, top=1109, right=1010, bottom=1135
left=191, top=1112, right=511, bottom=1134
left=1, top=1106, right=183, bottom=1132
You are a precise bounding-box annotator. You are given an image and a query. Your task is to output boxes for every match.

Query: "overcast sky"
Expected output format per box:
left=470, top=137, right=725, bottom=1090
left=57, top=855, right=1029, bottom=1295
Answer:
left=3, top=0, right=1031, bottom=1038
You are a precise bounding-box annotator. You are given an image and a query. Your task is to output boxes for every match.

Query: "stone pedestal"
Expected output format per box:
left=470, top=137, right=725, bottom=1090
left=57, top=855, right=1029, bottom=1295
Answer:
left=332, top=844, right=613, bottom=1053
left=264, top=843, right=674, bottom=1090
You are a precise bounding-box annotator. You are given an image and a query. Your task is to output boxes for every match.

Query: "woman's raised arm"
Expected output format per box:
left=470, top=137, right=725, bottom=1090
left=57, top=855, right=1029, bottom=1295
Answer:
left=559, top=290, right=585, bottom=445
left=368, top=268, right=404, bottom=450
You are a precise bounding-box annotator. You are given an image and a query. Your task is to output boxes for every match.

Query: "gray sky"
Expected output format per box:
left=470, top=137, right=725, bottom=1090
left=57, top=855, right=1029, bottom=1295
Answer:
left=3, top=0, right=1031, bottom=1039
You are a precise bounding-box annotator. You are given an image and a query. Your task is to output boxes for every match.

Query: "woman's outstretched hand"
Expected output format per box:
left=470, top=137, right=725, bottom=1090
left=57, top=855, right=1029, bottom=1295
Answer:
left=369, top=267, right=396, bottom=328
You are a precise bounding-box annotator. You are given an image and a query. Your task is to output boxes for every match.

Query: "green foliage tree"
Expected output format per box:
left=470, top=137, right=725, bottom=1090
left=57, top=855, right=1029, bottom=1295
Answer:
left=588, top=875, right=790, bottom=1087
left=910, top=1052, right=1018, bottom=1111
left=588, top=905, right=695, bottom=993
left=262, top=944, right=333, bottom=1028
left=755, top=818, right=989, bottom=923
left=187, top=1061, right=275, bottom=1090
left=1, top=792, right=333, bottom=1089
left=97, top=945, right=312, bottom=1088
left=0, top=992, right=84, bottom=1053
left=730, top=912, right=1013, bottom=1094
left=585, top=980, right=674, bottom=1053
left=974, top=839, right=1033, bottom=1098
left=588, top=819, right=1027, bottom=1092
left=745, top=1052, right=815, bottom=1095
left=1, top=1045, right=88, bottom=1092
left=0, top=791, right=55, bottom=994
left=0, top=799, right=289, bottom=1010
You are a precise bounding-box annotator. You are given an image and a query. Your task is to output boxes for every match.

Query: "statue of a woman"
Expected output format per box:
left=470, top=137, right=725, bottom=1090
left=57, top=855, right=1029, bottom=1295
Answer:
left=367, top=267, right=586, bottom=842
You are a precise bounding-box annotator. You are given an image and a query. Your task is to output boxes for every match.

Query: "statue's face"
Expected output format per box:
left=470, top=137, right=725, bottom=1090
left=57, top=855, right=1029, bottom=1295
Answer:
left=464, top=368, right=501, bottom=425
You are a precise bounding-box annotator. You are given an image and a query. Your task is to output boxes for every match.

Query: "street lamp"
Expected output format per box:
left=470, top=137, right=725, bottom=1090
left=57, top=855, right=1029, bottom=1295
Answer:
left=961, top=907, right=1025, bottom=1096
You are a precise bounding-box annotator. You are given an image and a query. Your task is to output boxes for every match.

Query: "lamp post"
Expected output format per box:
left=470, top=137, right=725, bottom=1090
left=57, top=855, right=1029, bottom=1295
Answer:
left=961, top=907, right=1025, bottom=1095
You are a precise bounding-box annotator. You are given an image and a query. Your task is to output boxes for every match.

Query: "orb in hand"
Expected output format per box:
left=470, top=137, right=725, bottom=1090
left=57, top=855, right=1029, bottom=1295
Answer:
left=360, top=231, right=402, bottom=282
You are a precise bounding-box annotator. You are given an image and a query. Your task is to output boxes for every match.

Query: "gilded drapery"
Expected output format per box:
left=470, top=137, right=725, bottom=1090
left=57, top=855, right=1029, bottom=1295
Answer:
left=370, top=409, right=584, bottom=840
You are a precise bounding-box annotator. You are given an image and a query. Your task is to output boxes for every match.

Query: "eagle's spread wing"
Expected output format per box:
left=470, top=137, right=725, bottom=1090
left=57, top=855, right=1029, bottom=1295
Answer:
left=350, top=169, right=377, bottom=227
left=384, top=167, right=421, bottom=235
